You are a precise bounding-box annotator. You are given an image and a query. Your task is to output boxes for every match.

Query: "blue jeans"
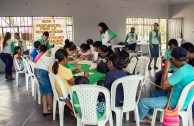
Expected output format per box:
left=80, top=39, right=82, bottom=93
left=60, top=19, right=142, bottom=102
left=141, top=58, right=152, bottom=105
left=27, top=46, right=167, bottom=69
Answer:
left=138, top=90, right=170, bottom=120
left=0, top=53, right=13, bottom=75
left=34, top=68, right=53, bottom=96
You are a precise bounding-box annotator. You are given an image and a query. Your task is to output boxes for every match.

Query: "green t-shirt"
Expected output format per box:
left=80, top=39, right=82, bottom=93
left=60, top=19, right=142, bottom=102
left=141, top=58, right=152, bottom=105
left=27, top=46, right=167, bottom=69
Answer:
left=65, top=63, right=74, bottom=71
left=72, top=92, right=106, bottom=120
left=164, top=49, right=177, bottom=72
left=167, top=64, right=194, bottom=110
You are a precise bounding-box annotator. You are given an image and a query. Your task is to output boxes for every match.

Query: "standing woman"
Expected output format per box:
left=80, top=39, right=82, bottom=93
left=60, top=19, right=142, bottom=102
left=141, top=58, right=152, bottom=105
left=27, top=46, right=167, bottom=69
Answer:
left=125, top=27, right=138, bottom=51
left=14, top=33, right=29, bottom=55
left=98, top=22, right=117, bottom=49
left=148, top=23, right=161, bottom=70
left=0, top=32, right=15, bottom=80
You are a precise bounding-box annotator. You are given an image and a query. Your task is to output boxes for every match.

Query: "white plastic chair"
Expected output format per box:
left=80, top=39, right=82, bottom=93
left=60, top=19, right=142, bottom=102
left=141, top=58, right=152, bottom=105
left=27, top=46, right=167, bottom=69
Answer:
left=22, top=57, right=34, bottom=90
left=28, top=60, right=41, bottom=104
left=69, top=85, right=113, bottom=126
left=48, top=72, right=68, bottom=126
left=13, top=57, right=25, bottom=87
left=151, top=80, right=194, bottom=126
left=136, top=56, right=150, bottom=101
left=111, top=75, right=144, bottom=126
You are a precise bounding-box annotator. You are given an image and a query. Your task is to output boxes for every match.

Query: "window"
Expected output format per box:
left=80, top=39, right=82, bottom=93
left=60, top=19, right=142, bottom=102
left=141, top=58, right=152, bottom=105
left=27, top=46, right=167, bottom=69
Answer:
left=126, top=18, right=166, bottom=49
left=0, top=16, right=73, bottom=50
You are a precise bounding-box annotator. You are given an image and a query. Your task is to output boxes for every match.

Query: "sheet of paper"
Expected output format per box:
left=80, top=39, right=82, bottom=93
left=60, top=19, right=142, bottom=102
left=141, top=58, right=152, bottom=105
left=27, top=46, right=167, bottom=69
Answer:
left=74, top=72, right=94, bottom=76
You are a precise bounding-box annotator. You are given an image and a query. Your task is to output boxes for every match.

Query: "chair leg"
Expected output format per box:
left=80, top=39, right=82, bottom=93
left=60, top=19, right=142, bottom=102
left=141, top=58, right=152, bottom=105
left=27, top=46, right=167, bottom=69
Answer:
left=31, top=77, right=35, bottom=97
left=38, top=90, right=41, bottom=104
left=188, top=109, right=193, bottom=126
left=53, top=99, right=57, bottom=120
left=151, top=109, right=158, bottom=126
left=134, top=105, right=140, bottom=126
left=16, top=72, right=19, bottom=87
left=26, top=75, right=29, bottom=90
left=160, top=111, right=164, bottom=122
left=115, top=110, right=123, bottom=126
left=34, top=83, right=37, bottom=100
left=77, top=117, right=82, bottom=126
left=126, top=112, right=129, bottom=121
left=59, top=102, right=65, bottom=126
left=109, top=111, right=113, bottom=126
left=181, top=114, right=188, bottom=126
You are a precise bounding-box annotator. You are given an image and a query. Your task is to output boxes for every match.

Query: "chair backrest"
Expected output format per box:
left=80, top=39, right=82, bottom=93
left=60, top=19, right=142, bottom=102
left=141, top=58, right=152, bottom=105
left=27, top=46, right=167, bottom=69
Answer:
left=137, top=56, right=149, bottom=77
left=69, top=85, right=111, bottom=124
left=22, top=57, right=33, bottom=76
left=178, top=80, right=194, bottom=112
left=27, top=60, right=35, bottom=74
left=111, top=75, right=144, bottom=112
left=13, top=58, right=21, bottom=71
left=48, top=72, right=68, bottom=101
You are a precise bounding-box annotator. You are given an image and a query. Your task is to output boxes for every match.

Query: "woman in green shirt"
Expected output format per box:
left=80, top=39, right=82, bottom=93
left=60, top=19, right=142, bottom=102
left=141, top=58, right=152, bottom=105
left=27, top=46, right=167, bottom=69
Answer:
left=98, top=22, right=117, bottom=49
left=148, top=23, right=161, bottom=70
left=125, top=27, right=138, bottom=51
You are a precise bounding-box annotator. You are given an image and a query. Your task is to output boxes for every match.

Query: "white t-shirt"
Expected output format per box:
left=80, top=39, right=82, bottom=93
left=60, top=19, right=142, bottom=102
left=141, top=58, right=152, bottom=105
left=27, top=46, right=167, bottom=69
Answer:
left=35, top=46, right=61, bottom=71
left=21, top=39, right=28, bottom=51
left=101, top=31, right=111, bottom=46
left=2, top=39, right=13, bottom=54
left=126, top=56, right=143, bottom=75
left=93, top=51, right=99, bottom=61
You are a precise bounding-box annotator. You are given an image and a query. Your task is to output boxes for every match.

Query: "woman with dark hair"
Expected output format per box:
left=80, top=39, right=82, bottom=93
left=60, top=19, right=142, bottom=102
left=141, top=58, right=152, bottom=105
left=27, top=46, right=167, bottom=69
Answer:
left=104, top=54, right=127, bottom=107
left=36, top=31, right=51, bottom=50
left=76, top=43, right=92, bottom=60
left=49, top=49, right=75, bottom=112
left=0, top=32, right=15, bottom=80
left=98, top=22, right=117, bottom=48
left=148, top=23, right=161, bottom=70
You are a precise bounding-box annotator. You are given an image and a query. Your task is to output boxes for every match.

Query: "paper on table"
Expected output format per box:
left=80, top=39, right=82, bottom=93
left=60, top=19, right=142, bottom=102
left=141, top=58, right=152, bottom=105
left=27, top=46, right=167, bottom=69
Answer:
left=77, top=60, right=93, bottom=64
left=90, top=63, right=97, bottom=69
left=74, top=72, right=94, bottom=76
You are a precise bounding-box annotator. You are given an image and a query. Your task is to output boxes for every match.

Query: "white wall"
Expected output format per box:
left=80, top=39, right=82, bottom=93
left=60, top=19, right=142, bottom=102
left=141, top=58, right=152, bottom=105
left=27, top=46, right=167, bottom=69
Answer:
left=0, top=0, right=167, bottom=46
left=171, top=3, right=194, bottom=43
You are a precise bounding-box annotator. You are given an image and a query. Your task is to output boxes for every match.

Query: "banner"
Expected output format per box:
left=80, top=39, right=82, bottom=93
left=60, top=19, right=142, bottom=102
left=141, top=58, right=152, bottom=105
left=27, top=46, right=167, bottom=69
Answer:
left=33, top=19, right=67, bottom=45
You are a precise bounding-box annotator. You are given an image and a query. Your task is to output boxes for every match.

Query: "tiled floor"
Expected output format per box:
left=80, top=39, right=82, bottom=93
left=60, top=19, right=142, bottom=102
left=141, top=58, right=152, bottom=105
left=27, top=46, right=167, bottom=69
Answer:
left=0, top=68, right=166, bottom=126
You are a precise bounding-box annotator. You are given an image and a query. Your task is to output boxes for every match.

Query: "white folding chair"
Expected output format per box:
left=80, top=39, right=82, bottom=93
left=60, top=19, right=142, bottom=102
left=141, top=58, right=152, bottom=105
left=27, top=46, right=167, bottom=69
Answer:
left=111, top=75, right=144, bottom=126
left=13, top=57, right=25, bottom=87
left=69, top=85, right=113, bottom=126
left=48, top=72, right=68, bottom=126
left=136, top=56, right=150, bottom=101
left=151, top=81, right=194, bottom=126
left=28, top=60, right=41, bottom=104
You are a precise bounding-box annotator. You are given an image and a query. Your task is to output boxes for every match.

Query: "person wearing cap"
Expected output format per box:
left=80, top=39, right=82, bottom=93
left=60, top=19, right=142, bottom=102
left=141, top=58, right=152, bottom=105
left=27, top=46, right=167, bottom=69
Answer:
left=125, top=27, right=138, bottom=51
left=138, top=47, right=194, bottom=124
left=148, top=23, right=161, bottom=70
left=36, top=31, right=51, bottom=50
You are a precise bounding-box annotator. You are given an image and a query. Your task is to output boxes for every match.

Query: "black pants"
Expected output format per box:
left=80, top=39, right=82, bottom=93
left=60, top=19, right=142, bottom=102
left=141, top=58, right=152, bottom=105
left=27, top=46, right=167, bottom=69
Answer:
left=155, top=69, right=174, bottom=86
left=128, top=43, right=137, bottom=51
left=0, top=53, right=13, bottom=75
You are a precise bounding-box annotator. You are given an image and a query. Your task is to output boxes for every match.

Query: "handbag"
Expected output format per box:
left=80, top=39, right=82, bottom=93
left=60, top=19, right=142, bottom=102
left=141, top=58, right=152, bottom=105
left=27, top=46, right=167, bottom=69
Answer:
left=163, top=88, right=180, bottom=126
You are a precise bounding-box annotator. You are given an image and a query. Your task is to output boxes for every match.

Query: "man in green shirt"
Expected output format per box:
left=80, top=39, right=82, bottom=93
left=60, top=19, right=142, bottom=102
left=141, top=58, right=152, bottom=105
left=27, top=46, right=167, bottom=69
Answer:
left=36, top=31, right=51, bottom=50
left=155, top=39, right=178, bottom=86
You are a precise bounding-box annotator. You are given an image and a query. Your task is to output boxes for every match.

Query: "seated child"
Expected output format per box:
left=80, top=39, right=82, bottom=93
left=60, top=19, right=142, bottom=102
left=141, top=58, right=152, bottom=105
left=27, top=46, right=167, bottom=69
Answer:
left=86, top=39, right=95, bottom=53
left=77, top=43, right=92, bottom=60
left=73, top=76, right=106, bottom=120
left=119, top=50, right=140, bottom=75
left=93, top=41, right=102, bottom=63
left=104, top=54, right=127, bottom=107
left=97, top=45, right=114, bottom=64
left=13, top=46, right=24, bottom=71
left=30, top=41, right=40, bottom=62
left=34, top=45, right=47, bottom=63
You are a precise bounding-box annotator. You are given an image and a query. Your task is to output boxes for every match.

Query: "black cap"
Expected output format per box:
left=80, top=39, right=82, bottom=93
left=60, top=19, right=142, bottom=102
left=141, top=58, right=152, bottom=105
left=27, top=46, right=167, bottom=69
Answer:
left=171, top=47, right=187, bottom=61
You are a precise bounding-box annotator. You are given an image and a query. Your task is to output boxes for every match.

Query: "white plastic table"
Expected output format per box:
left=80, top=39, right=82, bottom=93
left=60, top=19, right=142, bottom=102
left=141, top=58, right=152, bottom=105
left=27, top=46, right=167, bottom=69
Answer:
left=112, top=45, right=125, bottom=52
left=136, top=42, right=150, bottom=55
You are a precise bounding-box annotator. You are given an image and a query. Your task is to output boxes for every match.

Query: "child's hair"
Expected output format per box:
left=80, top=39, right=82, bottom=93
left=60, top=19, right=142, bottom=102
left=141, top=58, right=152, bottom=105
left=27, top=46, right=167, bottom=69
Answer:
left=181, top=42, right=194, bottom=53
left=119, top=50, right=129, bottom=60
left=108, top=54, right=123, bottom=70
left=43, top=31, right=49, bottom=37
left=40, top=45, right=47, bottom=53
left=2, top=32, right=11, bottom=48
left=65, top=39, right=70, bottom=44
left=13, top=46, right=21, bottom=56
left=14, top=33, right=20, bottom=39
left=168, top=39, right=178, bottom=47
left=74, top=76, right=89, bottom=85
left=98, top=22, right=109, bottom=34
left=52, top=49, right=68, bottom=75
left=34, top=41, right=41, bottom=49
left=80, top=43, right=90, bottom=51
left=154, top=23, right=159, bottom=27
left=86, top=39, right=93, bottom=46
left=93, top=41, right=102, bottom=48
left=64, top=41, right=76, bottom=51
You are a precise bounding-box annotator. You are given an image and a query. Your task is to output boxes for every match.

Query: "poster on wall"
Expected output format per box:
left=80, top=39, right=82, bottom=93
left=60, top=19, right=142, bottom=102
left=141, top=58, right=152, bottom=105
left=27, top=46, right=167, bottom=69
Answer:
left=33, top=19, right=67, bottom=45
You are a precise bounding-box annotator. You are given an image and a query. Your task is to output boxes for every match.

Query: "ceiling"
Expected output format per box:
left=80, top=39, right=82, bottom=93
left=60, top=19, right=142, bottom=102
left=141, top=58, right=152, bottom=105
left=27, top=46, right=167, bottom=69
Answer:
left=114, top=0, right=194, bottom=5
